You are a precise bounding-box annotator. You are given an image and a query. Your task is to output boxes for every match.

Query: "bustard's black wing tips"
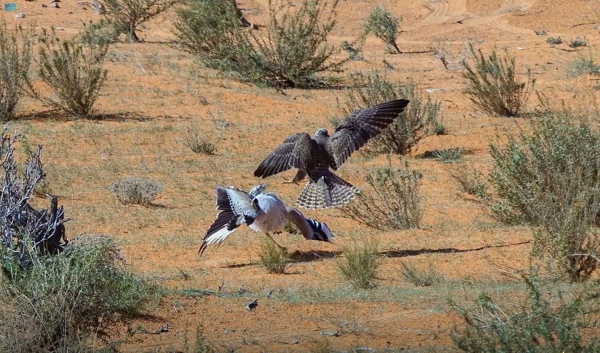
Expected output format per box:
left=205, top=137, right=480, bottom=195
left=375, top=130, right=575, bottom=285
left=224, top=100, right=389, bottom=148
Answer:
left=254, top=132, right=314, bottom=178
left=329, top=99, right=410, bottom=168
left=199, top=186, right=256, bottom=256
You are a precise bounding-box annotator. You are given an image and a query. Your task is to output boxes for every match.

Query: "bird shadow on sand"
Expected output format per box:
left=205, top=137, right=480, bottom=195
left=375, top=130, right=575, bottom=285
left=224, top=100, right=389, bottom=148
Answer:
left=220, top=250, right=341, bottom=269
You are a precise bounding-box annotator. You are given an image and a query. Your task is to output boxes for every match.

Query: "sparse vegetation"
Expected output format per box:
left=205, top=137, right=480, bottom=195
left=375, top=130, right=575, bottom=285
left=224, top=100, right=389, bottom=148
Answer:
left=258, top=237, right=289, bottom=274
left=0, top=20, right=33, bottom=121
left=401, top=261, right=443, bottom=287
left=546, top=36, right=562, bottom=45
left=29, top=28, right=108, bottom=118
left=337, top=238, right=381, bottom=289
left=0, top=236, right=156, bottom=352
left=489, top=108, right=600, bottom=280
left=452, top=274, right=600, bottom=352
left=569, top=37, right=587, bottom=48
left=449, top=165, right=488, bottom=199
left=362, top=5, right=401, bottom=54
left=434, top=148, right=464, bottom=163
left=103, top=0, right=179, bottom=42
left=174, top=0, right=348, bottom=88
left=111, top=176, right=163, bottom=206
left=344, top=71, right=442, bottom=155
left=342, top=159, right=422, bottom=231
left=463, top=43, right=534, bottom=117
left=182, top=123, right=216, bottom=155
left=567, top=52, right=600, bottom=77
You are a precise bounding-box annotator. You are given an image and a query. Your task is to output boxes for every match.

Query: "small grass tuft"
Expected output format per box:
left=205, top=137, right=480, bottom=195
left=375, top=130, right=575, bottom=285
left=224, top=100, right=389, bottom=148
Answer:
left=400, top=261, right=443, bottom=287
left=433, top=148, right=464, bottom=163
left=337, top=238, right=381, bottom=289
left=449, top=165, right=488, bottom=199
left=111, top=177, right=163, bottom=206
left=546, top=36, right=562, bottom=45
left=258, top=238, right=290, bottom=274
left=569, top=36, right=587, bottom=48
left=182, top=124, right=216, bottom=155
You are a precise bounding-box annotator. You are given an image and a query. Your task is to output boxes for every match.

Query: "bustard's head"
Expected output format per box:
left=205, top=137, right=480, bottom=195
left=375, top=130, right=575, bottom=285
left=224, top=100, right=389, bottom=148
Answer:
left=249, top=184, right=268, bottom=199
left=314, top=128, right=330, bottom=138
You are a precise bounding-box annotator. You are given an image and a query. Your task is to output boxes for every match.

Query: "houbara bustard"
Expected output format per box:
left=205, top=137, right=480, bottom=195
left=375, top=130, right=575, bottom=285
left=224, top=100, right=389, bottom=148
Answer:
left=199, top=184, right=333, bottom=255
left=254, top=99, right=410, bottom=209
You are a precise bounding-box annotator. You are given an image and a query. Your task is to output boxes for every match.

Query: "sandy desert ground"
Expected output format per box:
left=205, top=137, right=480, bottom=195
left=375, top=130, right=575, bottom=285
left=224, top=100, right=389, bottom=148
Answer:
left=3, top=0, right=600, bottom=351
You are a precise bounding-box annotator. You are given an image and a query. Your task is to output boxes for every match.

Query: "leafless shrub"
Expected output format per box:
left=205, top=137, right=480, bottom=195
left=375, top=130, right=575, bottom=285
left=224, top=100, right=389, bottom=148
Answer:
left=103, top=0, right=179, bottom=42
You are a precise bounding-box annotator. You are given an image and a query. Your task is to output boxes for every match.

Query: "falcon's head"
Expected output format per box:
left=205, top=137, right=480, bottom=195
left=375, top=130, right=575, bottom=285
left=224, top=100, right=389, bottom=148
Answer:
left=314, top=128, right=330, bottom=138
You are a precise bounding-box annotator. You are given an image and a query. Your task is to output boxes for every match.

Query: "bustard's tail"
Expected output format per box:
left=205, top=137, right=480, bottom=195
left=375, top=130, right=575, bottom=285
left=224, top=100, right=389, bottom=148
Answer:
left=297, top=171, right=357, bottom=209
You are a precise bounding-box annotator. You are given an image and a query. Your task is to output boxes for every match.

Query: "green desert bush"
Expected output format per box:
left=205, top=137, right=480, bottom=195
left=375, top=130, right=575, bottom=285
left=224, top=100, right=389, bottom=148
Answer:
left=342, top=159, right=422, bottom=231
left=546, top=36, right=562, bottom=45
left=463, top=43, right=534, bottom=117
left=362, top=5, right=401, bottom=54
left=567, top=52, right=600, bottom=77
left=337, top=238, right=381, bottom=289
left=30, top=28, right=108, bottom=118
left=569, top=37, right=587, bottom=48
left=103, top=0, right=179, bottom=42
left=258, top=237, right=289, bottom=274
left=0, top=236, right=155, bottom=352
left=452, top=274, right=600, bottom=352
left=174, top=0, right=347, bottom=88
left=489, top=108, right=600, bottom=280
left=344, top=71, right=442, bottom=155
left=433, top=147, right=464, bottom=163
left=0, top=20, right=33, bottom=121
left=111, top=176, right=163, bottom=206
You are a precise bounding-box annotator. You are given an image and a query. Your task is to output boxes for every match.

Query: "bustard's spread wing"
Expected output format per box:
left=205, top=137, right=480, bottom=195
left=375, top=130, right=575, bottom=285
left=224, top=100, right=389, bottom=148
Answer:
left=200, top=186, right=257, bottom=255
left=328, top=99, right=409, bottom=168
left=254, top=132, right=315, bottom=178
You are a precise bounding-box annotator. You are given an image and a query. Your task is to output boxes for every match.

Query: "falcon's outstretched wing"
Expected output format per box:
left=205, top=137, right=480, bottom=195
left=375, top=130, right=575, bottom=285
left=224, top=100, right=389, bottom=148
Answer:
left=328, top=99, right=409, bottom=168
left=254, top=132, right=316, bottom=178
left=200, top=186, right=257, bottom=255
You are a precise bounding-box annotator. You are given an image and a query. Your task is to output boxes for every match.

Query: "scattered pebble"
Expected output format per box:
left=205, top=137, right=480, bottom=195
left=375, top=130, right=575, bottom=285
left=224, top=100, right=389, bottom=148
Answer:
left=15, top=13, right=25, bottom=19
left=50, top=2, right=59, bottom=8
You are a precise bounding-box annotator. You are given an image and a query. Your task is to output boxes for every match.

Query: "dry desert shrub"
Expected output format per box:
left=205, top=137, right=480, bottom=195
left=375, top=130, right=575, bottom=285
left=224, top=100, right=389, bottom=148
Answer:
left=0, top=20, right=33, bottom=121
left=111, top=176, right=163, bottom=206
left=463, top=43, right=534, bottom=117
left=28, top=28, right=108, bottom=118
left=103, top=0, right=179, bottom=42
left=342, top=159, right=423, bottom=231
left=400, top=260, right=443, bottom=287
left=362, top=5, right=401, bottom=54
left=343, top=71, right=442, bottom=156
left=174, top=0, right=348, bottom=88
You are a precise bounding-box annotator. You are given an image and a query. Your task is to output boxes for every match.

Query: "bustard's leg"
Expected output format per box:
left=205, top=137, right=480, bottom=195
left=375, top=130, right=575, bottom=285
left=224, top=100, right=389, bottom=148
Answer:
left=265, top=233, right=287, bottom=252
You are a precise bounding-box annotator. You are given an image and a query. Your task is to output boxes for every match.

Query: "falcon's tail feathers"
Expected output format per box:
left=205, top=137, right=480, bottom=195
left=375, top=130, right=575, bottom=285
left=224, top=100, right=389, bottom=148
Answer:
left=296, top=171, right=357, bottom=209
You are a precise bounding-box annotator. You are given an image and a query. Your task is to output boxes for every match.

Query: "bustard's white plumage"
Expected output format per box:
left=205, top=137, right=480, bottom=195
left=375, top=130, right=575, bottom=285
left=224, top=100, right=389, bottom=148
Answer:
left=199, top=184, right=334, bottom=255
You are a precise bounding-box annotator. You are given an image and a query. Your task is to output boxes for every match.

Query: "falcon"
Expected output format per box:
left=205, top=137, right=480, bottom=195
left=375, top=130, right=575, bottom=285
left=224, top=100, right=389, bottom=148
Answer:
left=199, top=184, right=333, bottom=256
left=254, top=99, right=410, bottom=209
